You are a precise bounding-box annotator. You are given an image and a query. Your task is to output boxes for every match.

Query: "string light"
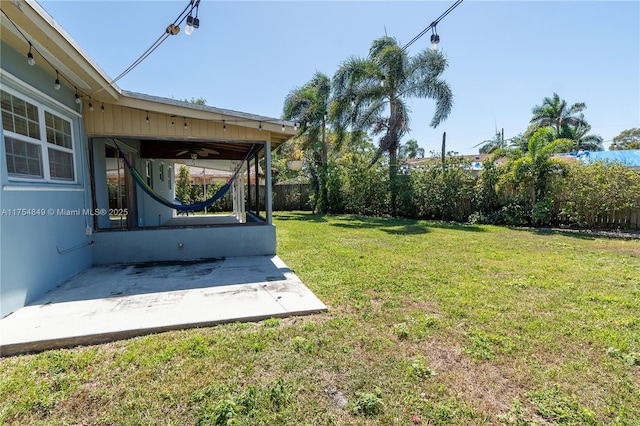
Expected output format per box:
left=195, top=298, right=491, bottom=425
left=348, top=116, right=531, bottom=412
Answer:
left=0, top=10, right=96, bottom=101
left=89, top=98, right=94, bottom=111
left=282, top=122, right=285, bottom=131
left=185, top=15, right=194, bottom=35
left=98, top=0, right=202, bottom=93
left=400, top=0, right=462, bottom=52
left=146, top=111, right=150, bottom=123
left=430, top=26, right=440, bottom=51
left=259, top=122, right=262, bottom=131
left=27, top=42, right=35, bottom=66
left=192, top=1, right=200, bottom=30
left=184, top=119, right=188, bottom=129
left=380, top=75, right=386, bottom=87
left=223, top=120, right=226, bottom=131
left=101, top=103, right=105, bottom=112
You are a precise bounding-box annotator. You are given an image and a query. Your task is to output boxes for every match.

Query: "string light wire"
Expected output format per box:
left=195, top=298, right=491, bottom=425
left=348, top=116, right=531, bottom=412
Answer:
left=2, top=0, right=462, bottom=129
left=96, top=0, right=200, bottom=94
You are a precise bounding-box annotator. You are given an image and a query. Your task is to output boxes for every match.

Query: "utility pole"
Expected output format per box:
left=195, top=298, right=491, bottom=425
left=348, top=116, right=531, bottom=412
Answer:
left=441, top=131, right=446, bottom=172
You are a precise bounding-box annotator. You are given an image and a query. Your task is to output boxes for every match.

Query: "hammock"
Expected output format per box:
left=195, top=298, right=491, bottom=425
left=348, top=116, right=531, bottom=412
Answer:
left=114, top=141, right=251, bottom=212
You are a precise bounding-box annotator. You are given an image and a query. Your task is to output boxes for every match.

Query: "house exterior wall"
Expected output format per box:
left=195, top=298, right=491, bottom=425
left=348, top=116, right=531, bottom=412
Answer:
left=137, top=156, right=176, bottom=227
left=92, top=224, right=276, bottom=264
left=1, top=41, right=93, bottom=318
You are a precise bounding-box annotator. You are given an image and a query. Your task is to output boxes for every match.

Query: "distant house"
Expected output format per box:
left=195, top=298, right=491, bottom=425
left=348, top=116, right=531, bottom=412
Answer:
left=0, top=1, right=294, bottom=317
left=576, top=150, right=640, bottom=171
left=403, top=154, right=505, bottom=177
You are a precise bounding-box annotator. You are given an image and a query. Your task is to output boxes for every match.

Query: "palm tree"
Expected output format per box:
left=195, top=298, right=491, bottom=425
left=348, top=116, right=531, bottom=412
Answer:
left=399, top=138, right=425, bottom=158
left=530, top=93, right=587, bottom=137
left=497, top=127, right=574, bottom=204
left=476, top=131, right=506, bottom=154
left=331, top=36, right=452, bottom=214
left=508, top=133, right=529, bottom=153
left=560, top=122, right=604, bottom=151
left=282, top=72, right=331, bottom=213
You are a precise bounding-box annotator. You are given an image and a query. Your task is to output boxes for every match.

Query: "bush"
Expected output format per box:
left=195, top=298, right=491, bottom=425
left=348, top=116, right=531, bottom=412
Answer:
left=409, top=158, right=475, bottom=221
left=499, top=199, right=529, bottom=226
left=559, top=162, right=640, bottom=228
left=531, top=198, right=554, bottom=226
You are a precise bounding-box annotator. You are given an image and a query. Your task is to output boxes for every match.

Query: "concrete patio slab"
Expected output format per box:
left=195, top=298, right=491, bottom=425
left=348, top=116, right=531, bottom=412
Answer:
left=0, top=256, right=327, bottom=356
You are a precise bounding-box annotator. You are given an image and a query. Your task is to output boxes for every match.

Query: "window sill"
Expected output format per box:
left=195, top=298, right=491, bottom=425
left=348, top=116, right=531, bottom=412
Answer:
left=2, top=183, right=84, bottom=192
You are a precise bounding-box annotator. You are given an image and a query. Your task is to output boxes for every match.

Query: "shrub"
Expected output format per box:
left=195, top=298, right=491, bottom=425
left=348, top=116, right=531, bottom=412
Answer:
left=559, top=162, right=640, bottom=228
left=531, top=198, right=554, bottom=226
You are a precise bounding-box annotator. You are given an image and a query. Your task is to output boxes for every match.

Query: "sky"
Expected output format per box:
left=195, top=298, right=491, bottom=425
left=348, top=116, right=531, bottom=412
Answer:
left=38, top=0, right=640, bottom=155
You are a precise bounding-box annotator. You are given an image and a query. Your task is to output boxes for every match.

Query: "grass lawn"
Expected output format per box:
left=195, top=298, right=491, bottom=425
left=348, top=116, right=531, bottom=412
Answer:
left=1, top=212, right=639, bottom=425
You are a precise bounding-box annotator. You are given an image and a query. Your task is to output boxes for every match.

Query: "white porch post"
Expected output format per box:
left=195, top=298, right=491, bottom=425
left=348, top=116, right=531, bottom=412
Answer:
left=232, top=162, right=246, bottom=224
left=265, top=140, right=273, bottom=225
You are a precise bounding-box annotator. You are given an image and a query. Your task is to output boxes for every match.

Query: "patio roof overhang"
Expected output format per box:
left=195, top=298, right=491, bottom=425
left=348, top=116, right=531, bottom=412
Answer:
left=116, top=91, right=296, bottom=151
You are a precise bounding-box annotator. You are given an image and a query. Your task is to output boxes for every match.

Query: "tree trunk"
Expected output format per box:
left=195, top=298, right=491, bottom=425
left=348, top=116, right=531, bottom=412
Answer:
left=309, top=159, right=320, bottom=214
left=389, top=102, right=399, bottom=216
left=389, top=147, right=398, bottom=216
left=318, top=116, right=328, bottom=213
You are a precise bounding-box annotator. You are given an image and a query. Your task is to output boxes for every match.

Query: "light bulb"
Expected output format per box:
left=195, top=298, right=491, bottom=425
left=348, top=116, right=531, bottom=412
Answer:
left=185, top=15, right=194, bottom=35
left=75, top=93, right=81, bottom=104
left=89, top=102, right=94, bottom=111
left=54, top=71, right=61, bottom=90
left=27, top=51, right=35, bottom=66
left=430, top=34, right=440, bottom=51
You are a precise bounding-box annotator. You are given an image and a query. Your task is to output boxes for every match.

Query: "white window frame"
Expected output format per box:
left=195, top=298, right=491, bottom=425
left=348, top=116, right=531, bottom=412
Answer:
left=1, top=84, right=78, bottom=184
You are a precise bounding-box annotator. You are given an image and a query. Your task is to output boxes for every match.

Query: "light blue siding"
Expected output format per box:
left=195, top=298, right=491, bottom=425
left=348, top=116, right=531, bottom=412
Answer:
left=1, top=41, right=93, bottom=318
left=93, top=225, right=276, bottom=264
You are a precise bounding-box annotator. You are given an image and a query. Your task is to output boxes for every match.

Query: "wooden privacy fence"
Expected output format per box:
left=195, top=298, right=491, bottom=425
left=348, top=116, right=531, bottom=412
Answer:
left=273, top=184, right=314, bottom=211
left=554, top=206, right=640, bottom=230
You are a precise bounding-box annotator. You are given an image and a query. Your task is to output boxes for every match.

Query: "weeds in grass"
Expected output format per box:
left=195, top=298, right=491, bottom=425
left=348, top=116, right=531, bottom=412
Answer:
left=528, top=385, right=598, bottom=425
left=498, top=399, right=536, bottom=425
left=407, top=355, right=437, bottom=380
left=350, top=388, right=383, bottom=416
